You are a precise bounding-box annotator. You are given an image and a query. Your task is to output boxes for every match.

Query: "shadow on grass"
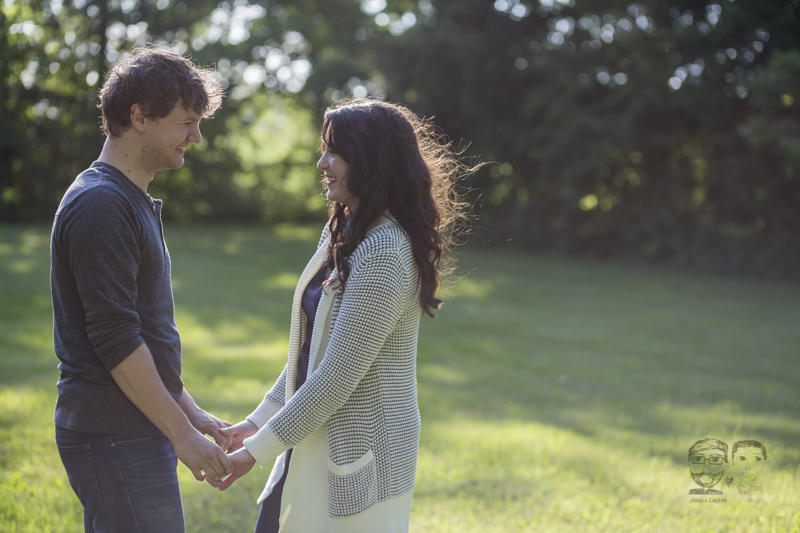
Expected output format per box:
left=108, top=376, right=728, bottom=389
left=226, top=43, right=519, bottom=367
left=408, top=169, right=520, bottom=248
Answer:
left=3, top=223, right=800, bottom=476
left=418, top=245, right=800, bottom=472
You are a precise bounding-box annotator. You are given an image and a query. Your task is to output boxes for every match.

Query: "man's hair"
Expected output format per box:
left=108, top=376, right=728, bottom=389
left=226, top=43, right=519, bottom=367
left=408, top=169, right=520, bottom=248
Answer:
left=688, top=438, right=728, bottom=462
left=732, top=440, right=767, bottom=460
left=98, top=46, right=223, bottom=137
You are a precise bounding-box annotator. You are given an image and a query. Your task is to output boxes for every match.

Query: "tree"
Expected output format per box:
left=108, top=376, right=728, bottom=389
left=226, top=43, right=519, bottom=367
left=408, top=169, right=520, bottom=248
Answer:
left=2, top=0, right=798, bottom=276
left=370, top=0, right=800, bottom=276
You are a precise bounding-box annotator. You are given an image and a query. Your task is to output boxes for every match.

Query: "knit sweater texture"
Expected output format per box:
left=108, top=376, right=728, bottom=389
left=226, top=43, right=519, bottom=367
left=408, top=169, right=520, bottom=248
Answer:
left=243, top=216, right=422, bottom=531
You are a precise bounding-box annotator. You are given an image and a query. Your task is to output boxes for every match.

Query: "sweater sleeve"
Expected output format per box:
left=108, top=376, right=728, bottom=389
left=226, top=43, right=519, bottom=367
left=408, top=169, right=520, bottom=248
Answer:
left=63, top=188, right=145, bottom=370
left=243, top=246, right=407, bottom=466
left=246, top=363, right=287, bottom=428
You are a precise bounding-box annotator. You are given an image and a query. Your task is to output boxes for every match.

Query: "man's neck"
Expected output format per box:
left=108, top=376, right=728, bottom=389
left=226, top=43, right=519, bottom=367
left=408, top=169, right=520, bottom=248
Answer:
left=97, top=137, right=155, bottom=193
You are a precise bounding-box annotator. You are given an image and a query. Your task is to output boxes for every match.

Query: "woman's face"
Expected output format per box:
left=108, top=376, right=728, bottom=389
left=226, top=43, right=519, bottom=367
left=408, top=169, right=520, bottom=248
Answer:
left=317, top=143, right=357, bottom=211
left=732, top=447, right=766, bottom=484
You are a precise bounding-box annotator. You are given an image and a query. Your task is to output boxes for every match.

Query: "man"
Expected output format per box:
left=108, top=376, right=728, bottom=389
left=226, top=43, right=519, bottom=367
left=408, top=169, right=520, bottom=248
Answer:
left=50, top=47, right=232, bottom=532
left=688, top=438, right=727, bottom=495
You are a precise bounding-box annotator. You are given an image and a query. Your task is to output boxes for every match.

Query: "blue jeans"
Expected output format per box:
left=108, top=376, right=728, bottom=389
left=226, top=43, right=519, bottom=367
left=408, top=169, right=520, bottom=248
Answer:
left=55, top=426, right=184, bottom=533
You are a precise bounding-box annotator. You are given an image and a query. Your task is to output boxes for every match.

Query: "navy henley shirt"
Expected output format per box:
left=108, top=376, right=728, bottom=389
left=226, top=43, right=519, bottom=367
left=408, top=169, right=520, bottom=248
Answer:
left=50, top=161, right=183, bottom=435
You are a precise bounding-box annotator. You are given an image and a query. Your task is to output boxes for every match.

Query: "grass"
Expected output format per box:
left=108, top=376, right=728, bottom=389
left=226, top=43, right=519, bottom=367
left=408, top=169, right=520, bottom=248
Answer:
left=1, top=222, right=799, bottom=532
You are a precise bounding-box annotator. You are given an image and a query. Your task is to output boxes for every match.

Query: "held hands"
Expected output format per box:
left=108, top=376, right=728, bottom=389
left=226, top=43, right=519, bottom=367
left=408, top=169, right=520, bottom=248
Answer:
left=185, top=405, right=234, bottom=452
left=172, top=426, right=233, bottom=483
left=204, top=420, right=259, bottom=490
left=206, top=446, right=257, bottom=490
left=177, top=399, right=234, bottom=482
left=219, top=419, right=258, bottom=453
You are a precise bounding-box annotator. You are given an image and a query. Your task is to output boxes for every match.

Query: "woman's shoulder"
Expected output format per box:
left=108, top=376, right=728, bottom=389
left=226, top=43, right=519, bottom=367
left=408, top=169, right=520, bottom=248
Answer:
left=352, top=217, right=412, bottom=263
left=317, top=223, right=330, bottom=248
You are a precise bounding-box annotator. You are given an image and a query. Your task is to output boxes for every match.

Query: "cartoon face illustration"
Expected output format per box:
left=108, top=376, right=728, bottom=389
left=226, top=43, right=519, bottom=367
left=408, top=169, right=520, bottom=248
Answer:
left=688, top=438, right=728, bottom=492
left=732, top=440, right=767, bottom=485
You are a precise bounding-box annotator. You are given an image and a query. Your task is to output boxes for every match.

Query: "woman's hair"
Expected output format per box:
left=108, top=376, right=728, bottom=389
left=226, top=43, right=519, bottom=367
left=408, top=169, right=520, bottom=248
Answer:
left=320, top=98, right=474, bottom=317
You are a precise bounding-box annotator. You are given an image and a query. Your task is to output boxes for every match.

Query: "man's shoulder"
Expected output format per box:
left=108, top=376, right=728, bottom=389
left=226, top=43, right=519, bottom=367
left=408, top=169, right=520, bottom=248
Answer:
left=74, top=165, right=129, bottom=197
left=54, top=167, right=143, bottom=240
left=60, top=166, right=134, bottom=214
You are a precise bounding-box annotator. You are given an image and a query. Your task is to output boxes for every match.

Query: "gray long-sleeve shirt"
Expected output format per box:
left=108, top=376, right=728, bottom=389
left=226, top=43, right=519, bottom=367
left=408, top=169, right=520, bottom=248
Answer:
left=50, top=161, right=182, bottom=435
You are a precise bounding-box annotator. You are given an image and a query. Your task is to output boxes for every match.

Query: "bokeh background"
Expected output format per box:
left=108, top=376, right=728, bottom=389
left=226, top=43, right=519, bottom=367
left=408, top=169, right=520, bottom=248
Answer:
left=3, top=0, right=800, bottom=276
left=2, top=0, right=800, bottom=531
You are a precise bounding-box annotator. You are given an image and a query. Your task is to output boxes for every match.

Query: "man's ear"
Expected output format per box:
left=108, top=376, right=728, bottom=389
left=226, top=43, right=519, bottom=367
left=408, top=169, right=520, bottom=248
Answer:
left=130, top=104, right=147, bottom=133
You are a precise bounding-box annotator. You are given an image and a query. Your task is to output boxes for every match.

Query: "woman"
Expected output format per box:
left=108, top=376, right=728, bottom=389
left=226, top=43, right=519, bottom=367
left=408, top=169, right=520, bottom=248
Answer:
left=216, top=98, right=472, bottom=532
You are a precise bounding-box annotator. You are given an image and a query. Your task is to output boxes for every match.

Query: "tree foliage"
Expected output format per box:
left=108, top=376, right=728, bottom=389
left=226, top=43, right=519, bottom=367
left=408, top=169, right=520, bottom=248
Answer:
left=2, top=0, right=799, bottom=276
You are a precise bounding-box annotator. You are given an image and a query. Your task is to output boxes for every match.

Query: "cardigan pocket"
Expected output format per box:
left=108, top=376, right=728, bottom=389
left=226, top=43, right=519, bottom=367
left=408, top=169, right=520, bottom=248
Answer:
left=326, top=448, right=378, bottom=517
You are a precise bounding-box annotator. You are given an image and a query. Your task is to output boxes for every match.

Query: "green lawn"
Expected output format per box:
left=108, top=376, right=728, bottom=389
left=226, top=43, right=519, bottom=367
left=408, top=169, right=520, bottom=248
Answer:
left=1, top=223, right=799, bottom=532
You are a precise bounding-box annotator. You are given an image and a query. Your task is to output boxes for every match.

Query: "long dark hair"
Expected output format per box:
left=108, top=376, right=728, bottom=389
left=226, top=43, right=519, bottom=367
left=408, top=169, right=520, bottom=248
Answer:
left=320, top=98, right=474, bottom=317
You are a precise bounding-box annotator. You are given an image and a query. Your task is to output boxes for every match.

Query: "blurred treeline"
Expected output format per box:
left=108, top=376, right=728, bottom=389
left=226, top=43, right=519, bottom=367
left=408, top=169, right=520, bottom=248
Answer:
left=2, top=0, right=799, bottom=277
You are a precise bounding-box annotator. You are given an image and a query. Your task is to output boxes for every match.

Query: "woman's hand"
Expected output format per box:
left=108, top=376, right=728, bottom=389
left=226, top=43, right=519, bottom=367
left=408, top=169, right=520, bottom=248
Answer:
left=206, top=447, right=256, bottom=491
left=219, top=419, right=258, bottom=453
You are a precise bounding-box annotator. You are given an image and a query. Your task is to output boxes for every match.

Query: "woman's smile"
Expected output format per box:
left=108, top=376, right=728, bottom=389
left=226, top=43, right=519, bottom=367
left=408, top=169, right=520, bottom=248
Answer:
left=317, top=146, right=355, bottom=209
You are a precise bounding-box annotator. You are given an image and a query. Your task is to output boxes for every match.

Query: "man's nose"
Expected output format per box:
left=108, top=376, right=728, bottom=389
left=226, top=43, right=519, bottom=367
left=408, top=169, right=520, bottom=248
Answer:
left=189, top=124, right=202, bottom=144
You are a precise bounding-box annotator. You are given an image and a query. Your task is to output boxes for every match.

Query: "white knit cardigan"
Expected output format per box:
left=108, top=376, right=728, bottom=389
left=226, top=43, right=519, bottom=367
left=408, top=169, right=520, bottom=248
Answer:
left=243, top=216, right=422, bottom=532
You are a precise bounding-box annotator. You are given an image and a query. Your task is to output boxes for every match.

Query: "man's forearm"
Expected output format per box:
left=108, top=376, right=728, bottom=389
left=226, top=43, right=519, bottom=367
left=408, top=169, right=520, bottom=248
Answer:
left=178, top=387, right=197, bottom=414
left=178, top=386, right=233, bottom=451
left=110, top=343, right=194, bottom=444
left=109, top=343, right=232, bottom=481
left=178, top=387, right=205, bottom=418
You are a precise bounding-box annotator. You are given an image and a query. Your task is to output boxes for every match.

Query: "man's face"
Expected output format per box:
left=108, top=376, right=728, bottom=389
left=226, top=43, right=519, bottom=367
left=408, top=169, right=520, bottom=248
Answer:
left=689, top=448, right=725, bottom=489
left=142, top=102, right=202, bottom=173
left=732, top=447, right=765, bottom=483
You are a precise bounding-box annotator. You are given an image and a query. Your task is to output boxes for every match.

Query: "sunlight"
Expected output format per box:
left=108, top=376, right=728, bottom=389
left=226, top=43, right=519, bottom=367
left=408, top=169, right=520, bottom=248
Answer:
left=261, top=272, right=300, bottom=290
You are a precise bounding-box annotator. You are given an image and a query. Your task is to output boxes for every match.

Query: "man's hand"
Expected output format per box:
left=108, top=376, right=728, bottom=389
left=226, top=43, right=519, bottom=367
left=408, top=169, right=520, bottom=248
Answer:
left=206, top=447, right=256, bottom=490
left=172, top=426, right=233, bottom=482
left=178, top=389, right=233, bottom=451
left=219, top=420, right=258, bottom=453
left=186, top=407, right=233, bottom=451
left=110, top=346, right=233, bottom=483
